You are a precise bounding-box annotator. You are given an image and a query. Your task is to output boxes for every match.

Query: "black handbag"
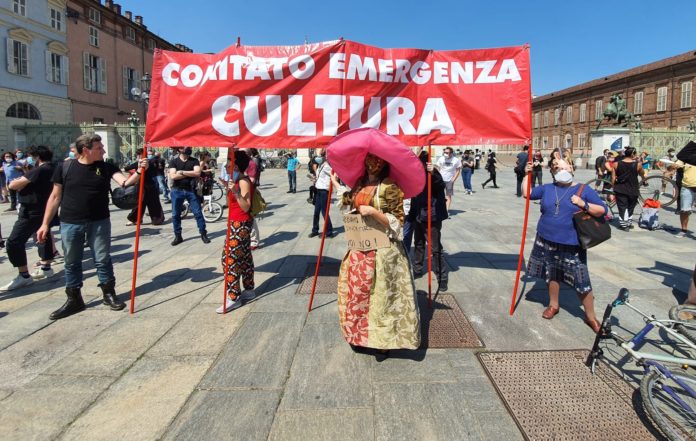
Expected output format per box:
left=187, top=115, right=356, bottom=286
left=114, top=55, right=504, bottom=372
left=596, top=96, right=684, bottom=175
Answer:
left=111, top=185, right=139, bottom=209
left=572, top=185, right=611, bottom=249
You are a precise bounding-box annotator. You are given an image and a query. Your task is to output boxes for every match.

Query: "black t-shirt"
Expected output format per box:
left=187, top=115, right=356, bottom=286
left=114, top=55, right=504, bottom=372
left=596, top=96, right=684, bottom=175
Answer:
left=168, top=156, right=199, bottom=189
left=595, top=155, right=607, bottom=172
left=154, top=157, right=167, bottom=176
left=613, top=160, right=640, bottom=197
left=124, top=158, right=158, bottom=185
left=53, top=160, right=120, bottom=223
left=461, top=155, right=473, bottom=171
left=18, top=162, right=54, bottom=216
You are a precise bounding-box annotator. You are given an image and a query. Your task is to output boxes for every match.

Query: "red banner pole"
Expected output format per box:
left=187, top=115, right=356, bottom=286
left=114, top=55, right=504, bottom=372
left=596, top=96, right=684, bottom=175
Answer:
left=308, top=180, right=333, bottom=312
left=509, top=44, right=534, bottom=316
left=222, top=147, right=236, bottom=314
left=129, top=148, right=148, bottom=314
left=427, top=144, right=433, bottom=308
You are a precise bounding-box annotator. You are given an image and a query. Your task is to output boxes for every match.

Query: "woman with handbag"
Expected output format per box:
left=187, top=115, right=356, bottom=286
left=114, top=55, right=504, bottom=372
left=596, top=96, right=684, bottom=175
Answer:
left=522, top=165, right=609, bottom=333
left=611, top=147, right=645, bottom=230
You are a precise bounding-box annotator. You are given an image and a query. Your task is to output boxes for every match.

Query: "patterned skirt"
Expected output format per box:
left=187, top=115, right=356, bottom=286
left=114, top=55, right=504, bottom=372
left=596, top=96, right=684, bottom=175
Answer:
left=337, top=241, right=421, bottom=350
left=527, top=234, right=593, bottom=294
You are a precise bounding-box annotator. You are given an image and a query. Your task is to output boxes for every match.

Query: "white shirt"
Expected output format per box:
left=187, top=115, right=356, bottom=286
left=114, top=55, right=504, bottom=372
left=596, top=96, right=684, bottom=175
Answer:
left=315, top=161, right=332, bottom=190
left=436, top=155, right=462, bottom=182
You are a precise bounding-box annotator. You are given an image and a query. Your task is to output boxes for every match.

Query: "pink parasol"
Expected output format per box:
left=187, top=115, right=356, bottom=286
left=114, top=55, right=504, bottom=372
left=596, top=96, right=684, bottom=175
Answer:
left=326, top=128, right=425, bottom=198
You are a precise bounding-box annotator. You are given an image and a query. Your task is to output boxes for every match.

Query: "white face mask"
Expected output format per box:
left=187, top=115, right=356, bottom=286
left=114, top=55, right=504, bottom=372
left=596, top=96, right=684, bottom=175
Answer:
left=554, top=170, right=574, bottom=184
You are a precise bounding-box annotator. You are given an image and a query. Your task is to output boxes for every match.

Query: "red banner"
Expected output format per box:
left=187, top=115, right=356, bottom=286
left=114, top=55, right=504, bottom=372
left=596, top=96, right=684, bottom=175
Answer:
left=145, top=40, right=531, bottom=148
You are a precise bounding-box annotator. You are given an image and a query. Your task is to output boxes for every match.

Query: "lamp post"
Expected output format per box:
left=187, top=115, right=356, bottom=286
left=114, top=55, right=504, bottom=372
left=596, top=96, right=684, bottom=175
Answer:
left=127, top=110, right=139, bottom=161
left=130, top=72, right=151, bottom=123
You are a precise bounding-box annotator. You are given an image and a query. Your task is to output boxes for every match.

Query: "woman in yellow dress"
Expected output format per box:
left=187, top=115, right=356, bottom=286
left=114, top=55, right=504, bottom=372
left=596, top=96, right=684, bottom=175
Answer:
left=332, top=154, right=420, bottom=361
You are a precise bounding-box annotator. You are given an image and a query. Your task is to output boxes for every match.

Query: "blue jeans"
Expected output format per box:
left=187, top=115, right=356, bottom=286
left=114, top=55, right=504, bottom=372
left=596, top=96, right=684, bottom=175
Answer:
left=156, top=175, right=169, bottom=199
left=171, top=188, right=206, bottom=235
left=288, top=170, right=297, bottom=191
left=312, top=189, right=333, bottom=234
left=461, top=169, right=473, bottom=191
left=61, top=219, right=113, bottom=289
left=403, top=219, right=414, bottom=255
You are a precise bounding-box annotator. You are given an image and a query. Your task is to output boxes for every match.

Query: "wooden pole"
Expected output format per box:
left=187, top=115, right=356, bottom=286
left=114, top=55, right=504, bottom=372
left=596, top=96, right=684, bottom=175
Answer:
left=427, top=144, right=433, bottom=308
left=222, top=147, right=236, bottom=314
left=129, top=148, right=149, bottom=314
left=307, top=179, right=333, bottom=312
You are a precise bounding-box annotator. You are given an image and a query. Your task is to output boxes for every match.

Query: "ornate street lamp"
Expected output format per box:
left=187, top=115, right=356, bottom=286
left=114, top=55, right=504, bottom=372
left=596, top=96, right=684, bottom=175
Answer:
left=130, top=72, right=151, bottom=122
left=127, top=110, right=140, bottom=161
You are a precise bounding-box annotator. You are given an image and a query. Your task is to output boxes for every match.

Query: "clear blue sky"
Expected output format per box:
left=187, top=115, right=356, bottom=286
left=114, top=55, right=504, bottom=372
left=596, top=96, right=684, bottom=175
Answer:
left=122, top=0, right=693, bottom=96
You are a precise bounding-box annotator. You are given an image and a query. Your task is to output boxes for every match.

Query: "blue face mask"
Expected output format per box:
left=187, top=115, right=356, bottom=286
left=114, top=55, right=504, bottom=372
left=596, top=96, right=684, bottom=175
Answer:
left=315, top=157, right=324, bottom=165
left=16, top=152, right=23, bottom=159
left=147, top=154, right=154, bottom=160
left=233, top=171, right=239, bottom=182
left=68, top=152, right=76, bottom=159
left=26, top=156, right=35, bottom=166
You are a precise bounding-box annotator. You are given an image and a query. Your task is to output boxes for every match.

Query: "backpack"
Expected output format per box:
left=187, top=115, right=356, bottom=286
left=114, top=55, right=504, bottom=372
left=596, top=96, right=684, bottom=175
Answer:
left=639, top=199, right=661, bottom=230
left=249, top=187, right=267, bottom=217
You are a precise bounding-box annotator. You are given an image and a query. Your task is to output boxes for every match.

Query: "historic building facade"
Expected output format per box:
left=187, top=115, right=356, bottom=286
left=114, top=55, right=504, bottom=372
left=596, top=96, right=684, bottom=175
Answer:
left=65, top=0, right=189, bottom=124
left=532, top=50, right=696, bottom=156
left=0, top=0, right=72, bottom=149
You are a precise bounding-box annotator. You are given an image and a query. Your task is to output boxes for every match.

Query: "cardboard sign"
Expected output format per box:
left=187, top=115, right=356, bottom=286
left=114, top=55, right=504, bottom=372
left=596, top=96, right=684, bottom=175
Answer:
left=343, top=213, right=390, bottom=251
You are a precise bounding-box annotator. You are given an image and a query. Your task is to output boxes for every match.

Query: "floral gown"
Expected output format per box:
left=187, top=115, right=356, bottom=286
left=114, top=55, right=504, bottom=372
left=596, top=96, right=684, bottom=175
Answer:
left=337, top=178, right=421, bottom=350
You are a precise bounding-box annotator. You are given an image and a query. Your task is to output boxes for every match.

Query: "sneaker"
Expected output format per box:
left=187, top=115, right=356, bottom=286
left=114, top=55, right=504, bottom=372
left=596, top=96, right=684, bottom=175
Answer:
left=240, top=289, right=256, bottom=301
left=0, top=274, right=34, bottom=292
left=216, top=296, right=243, bottom=313
left=676, top=230, right=689, bottom=238
left=308, top=232, right=319, bottom=238
left=125, top=220, right=135, bottom=226
left=31, top=268, right=55, bottom=281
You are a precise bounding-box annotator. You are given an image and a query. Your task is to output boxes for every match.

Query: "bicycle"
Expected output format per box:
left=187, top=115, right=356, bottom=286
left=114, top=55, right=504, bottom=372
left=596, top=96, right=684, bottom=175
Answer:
left=586, top=177, right=617, bottom=215
left=180, top=194, right=223, bottom=222
left=587, top=288, right=696, bottom=440
left=210, top=181, right=224, bottom=202
left=639, top=175, right=678, bottom=208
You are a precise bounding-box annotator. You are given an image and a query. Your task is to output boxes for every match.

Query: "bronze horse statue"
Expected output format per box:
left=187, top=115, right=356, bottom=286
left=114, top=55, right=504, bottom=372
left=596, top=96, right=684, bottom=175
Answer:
left=596, top=93, right=633, bottom=129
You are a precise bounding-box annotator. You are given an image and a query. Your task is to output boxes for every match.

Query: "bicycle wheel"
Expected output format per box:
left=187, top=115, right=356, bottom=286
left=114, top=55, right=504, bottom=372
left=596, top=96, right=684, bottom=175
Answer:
left=669, top=305, right=696, bottom=346
left=585, top=178, right=616, bottom=208
left=640, top=176, right=678, bottom=208
left=211, top=182, right=224, bottom=202
left=181, top=202, right=190, bottom=218
left=641, top=369, right=696, bottom=440
left=202, top=202, right=223, bottom=222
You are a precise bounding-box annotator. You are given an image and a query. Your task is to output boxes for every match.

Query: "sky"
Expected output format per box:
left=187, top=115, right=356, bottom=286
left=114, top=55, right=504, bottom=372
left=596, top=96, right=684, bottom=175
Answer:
left=119, top=0, right=693, bottom=96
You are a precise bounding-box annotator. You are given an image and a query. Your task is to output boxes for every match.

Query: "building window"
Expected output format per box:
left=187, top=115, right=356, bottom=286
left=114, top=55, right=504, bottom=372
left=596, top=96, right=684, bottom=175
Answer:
left=633, top=91, right=644, bottom=115
left=534, top=112, right=539, bottom=129
left=682, top=81, right=693, bottom=109
left=578, top=133, right=586, bottom=148
left=50, top=8, right=63, bottom=31
left=125, top=27, right=136, bottom=42
left=565, top=134, right=572, bottom=149
left=542, top=136, right=548, bottom=149
left=566, top=106, right=573, bottom=124
left=46, top=52, right=68, bottom=85
left=89, top=7, right=101, bottom=24
left=123, top=66, right=141, bottom=99
left=89, top=26, right=99, bottom=47
left=554, top=108, right=560, bottom=126
left=147, top=39, right=156, bottom=50
left=595, top=100, right=603, bottom=120
left=13, top=0, right=26, bottom=16
left=543, top=110, right=549, bottom=127
left=533, top=137, right=539, bottom=148
left=656, top=86, right=668, bottom=112
left=552, top=135, right=560, bottom=149
left=6, top=39, right=29, bottom=76
left=6, top=102, right=40, bottom=119
left=83, top=52, right=107, bottom=93
left=580, top=103, right=586, bottom=122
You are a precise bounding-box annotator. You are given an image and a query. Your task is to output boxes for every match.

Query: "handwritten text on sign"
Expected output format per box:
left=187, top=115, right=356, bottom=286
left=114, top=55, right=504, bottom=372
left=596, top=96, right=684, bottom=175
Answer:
left=343, top=213, right=390, bottom=251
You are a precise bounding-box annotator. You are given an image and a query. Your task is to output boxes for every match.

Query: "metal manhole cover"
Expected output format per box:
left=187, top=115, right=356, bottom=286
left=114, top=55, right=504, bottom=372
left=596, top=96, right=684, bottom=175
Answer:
left=296, top=262, right=341, bottom=295
left=478, top=350, right=661, bottom=441
left=419, top=294, right=483, bottom=348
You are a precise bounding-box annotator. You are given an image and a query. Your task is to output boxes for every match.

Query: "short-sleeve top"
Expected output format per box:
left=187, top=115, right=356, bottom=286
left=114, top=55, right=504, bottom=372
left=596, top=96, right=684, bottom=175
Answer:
left=52, top=160, right=120, bottom=223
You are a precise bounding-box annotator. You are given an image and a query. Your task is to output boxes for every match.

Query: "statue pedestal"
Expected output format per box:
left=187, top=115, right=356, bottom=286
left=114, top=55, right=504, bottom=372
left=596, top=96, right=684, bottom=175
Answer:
left=590, top=127, right=630, bottom=159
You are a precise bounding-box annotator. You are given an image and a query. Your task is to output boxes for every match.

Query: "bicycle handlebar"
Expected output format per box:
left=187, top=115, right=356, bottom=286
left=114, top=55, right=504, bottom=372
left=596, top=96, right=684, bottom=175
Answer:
left=612, top=288, right=630, bottom=307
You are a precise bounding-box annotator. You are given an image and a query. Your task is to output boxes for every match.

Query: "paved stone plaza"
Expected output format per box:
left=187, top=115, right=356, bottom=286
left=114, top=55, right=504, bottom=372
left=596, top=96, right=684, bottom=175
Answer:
left=0, top=166, right=692, bottom=440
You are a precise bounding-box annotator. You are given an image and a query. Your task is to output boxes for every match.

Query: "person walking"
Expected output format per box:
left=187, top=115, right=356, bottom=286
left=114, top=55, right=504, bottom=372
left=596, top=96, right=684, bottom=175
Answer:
left=169, top=147, right=210, bottom=246
left=1, top=146, right=56, bottom=291
left=435, top=147, right=461, bottom=212
left=286, top=152, right=300, bottom=193
left=460, top=150, right=474, bottom=194
left=522, top=165, right=608, bottom=333
left=218, top=150, right=256, bottom=313
left=124, top=148, right=164, bottom=226
left=309, top=149, right=333, bottom=238
left=515, top=145, right=529, bottom=197
left=611, top=147, right=644, bottom=231
left=481, top=152, right=499, bottom=189
left=531, top=151, right=544, bottom=187
left=36, top=134, right=148, bottom=320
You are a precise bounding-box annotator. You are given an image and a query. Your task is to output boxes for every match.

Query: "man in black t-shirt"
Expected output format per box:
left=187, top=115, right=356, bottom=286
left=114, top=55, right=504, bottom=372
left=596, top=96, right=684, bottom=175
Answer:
left=1, top=146, right=55, bottom=292
left=124, top=148, right=164, bottom=225
left=36, top=134, right=148, bottom=320
left=168, top=146, right=209, bottom=246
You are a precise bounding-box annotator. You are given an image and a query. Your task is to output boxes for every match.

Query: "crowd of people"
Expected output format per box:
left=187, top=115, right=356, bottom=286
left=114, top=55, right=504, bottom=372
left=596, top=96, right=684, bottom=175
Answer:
left=1, top=135, right=694, bottom=361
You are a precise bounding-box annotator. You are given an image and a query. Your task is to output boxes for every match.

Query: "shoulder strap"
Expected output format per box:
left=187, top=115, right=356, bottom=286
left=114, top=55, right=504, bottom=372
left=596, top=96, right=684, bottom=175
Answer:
left=575, top=184, right=585, bottom=197
left=62, top=159, right=75, bottom=183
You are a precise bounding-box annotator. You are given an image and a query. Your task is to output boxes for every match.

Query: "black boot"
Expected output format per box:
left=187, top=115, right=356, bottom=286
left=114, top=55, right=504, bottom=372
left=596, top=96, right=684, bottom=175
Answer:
left=100, top=280, right=125, bottom=311
left=49, top=287, right=86, bottom=320
left=171, top=233, right=183, bottom=246
left=200, top=231, right=210, bottom=244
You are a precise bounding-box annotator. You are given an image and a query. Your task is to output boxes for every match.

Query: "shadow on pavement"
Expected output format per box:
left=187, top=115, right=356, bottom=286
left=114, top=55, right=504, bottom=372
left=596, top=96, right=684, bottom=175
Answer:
left=262, top=231, right=298, bottom=247
left=636, top=261, right=691, bottom=302
left=446, top=251, right=521, bottom=271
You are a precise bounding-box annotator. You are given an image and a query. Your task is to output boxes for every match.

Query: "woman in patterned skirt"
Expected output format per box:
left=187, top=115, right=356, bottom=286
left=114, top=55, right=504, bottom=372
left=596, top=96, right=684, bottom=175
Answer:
left=331, top=154, right=420, bottom=360
left=218, top=150, right=255, bottom=313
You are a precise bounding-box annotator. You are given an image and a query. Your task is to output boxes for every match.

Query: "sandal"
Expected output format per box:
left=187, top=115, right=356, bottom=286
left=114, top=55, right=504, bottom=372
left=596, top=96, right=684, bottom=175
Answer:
left=542, top=306, right=560, bottom=320
left=584, top=318, right=601, bottom=334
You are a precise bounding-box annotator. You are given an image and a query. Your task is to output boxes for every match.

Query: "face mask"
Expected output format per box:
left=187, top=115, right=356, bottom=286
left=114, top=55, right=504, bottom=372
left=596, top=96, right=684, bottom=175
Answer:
left=4, top=157, right=12, bottom=163
left=16, top=153, right=23, bottom=159
left=147, top=154, right=154, bottom=160
left=232, top=171, right=239, bottom=182
left=444, top=153, right=451, bottom=158
left=554, top=170, right=574, bottom=184
left=68, top=152, right=76, bottom=159
left=27, top=156, right=35, bottom=166
left=315, top=157, right=324, bottom=165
